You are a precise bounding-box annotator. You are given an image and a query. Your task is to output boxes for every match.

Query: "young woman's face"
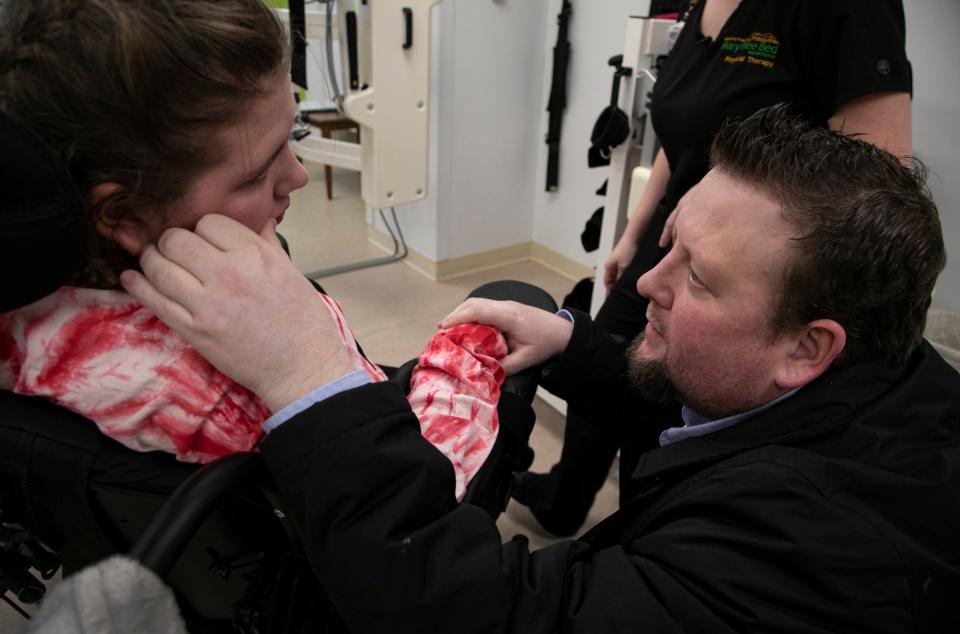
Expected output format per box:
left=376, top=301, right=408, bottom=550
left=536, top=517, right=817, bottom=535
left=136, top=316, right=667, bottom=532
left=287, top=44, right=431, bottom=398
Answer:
left=163, top=71, right=309, bottom=235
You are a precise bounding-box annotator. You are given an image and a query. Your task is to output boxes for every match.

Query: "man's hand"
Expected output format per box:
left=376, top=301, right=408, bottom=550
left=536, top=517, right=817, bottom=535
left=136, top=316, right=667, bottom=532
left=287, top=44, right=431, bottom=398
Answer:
left=120, top=214, right=356, bottom=412
left=439, top=299, right=573, bottom=376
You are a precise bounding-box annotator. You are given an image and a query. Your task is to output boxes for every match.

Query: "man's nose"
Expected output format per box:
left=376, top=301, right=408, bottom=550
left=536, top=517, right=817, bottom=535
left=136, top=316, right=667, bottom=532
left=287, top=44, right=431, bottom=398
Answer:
left=636, top=257, right=673, bottom=310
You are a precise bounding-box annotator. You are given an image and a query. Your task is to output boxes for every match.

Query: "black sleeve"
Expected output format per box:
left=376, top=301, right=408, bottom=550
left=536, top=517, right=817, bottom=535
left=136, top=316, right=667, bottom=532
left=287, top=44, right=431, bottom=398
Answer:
left=801, top=0, right=911, bottom=115
left=260, top=381, right=591, bottom=633
left=260, top=387, right=905, bottom=632
left=258, top=382, right=690, bottom=633
left=259, top=382, right=688, bottom=633
left=539, top=309, right=632, bottom=413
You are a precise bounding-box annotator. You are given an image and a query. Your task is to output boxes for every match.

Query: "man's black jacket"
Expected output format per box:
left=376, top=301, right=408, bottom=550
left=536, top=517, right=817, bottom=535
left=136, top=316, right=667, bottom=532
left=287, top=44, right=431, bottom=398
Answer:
left=261, top=314, right=960, bottom=633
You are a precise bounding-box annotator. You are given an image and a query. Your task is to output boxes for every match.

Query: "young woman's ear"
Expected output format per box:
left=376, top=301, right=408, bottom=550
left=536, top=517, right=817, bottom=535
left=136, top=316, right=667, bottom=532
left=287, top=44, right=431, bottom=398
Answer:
left=86, top=182, right=151, bottom=255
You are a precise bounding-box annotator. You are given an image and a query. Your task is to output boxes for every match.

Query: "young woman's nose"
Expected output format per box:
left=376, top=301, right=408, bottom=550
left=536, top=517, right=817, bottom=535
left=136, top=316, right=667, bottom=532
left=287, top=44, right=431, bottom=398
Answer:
left=275, top=144, right=309, bottom=196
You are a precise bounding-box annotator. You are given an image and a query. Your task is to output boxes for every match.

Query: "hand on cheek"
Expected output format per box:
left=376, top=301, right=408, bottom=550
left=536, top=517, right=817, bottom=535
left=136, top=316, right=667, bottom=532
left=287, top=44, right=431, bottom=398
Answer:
left=121, top=214, right=357, bottom=412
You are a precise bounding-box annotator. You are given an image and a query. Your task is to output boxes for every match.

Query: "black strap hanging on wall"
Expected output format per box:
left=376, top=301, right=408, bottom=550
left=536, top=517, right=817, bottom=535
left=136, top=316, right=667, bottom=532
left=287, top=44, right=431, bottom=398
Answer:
left=545, top=0, right=573, bottom=192
left=587, top=56, right=632, bottom=167
left=289, top=0, right=308, bottom=90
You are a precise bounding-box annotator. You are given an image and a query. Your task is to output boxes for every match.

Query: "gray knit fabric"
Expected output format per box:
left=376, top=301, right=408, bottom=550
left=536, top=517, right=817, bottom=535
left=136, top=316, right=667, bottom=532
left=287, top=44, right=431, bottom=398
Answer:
left=27, top=555, right=186, bottom=634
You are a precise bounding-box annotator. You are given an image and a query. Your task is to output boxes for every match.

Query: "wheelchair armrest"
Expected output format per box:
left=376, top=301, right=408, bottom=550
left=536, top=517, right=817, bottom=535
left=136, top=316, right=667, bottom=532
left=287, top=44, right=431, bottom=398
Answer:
left=128, top=452, right=269, bottom=579
left=466, top=280, right=558, bottom=313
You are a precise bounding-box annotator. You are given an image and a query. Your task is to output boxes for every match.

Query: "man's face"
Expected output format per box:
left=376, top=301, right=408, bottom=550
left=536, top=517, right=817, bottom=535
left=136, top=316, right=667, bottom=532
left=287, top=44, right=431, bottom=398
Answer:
left=631, top=169, right=796, bottom=419
left=156, top=71, right=309, bottom=236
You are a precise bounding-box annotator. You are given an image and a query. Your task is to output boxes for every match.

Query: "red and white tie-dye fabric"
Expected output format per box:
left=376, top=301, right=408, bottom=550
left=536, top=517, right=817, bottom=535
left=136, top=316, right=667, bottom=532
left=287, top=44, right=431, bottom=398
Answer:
left=409, top=323, right=507, bottom=501
left=0, top=287, right=384, bottom=463
left=0, top=288, right=507, bottom=500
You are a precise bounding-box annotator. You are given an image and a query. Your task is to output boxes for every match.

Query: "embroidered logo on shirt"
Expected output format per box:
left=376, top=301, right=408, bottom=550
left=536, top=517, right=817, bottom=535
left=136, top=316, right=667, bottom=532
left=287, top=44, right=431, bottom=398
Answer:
left=720, top=32, right=780, bottom=70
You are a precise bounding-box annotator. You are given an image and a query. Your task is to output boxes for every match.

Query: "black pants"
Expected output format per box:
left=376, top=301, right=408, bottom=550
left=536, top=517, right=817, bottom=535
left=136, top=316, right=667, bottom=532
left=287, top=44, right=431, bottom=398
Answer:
left=550, top=202, right=678, bottom=512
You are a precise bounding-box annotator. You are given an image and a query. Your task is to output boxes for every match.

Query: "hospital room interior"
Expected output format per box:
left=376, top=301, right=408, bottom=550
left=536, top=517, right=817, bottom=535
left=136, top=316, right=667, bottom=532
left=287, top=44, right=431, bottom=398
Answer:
left=2, top=0, right=960, bottom=631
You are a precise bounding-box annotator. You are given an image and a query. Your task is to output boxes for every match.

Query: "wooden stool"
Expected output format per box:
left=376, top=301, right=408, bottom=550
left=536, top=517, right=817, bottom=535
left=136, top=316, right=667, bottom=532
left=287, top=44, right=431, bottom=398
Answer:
left=304, top=111, right=360, bottom=200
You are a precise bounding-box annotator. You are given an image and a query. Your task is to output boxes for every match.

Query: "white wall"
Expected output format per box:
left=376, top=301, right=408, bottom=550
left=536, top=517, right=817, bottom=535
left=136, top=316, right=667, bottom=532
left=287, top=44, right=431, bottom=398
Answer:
left=437, top=0, right=550, bottom=260
left=904, top=0, right=960, bottom=313
left=369, top=0, right=551, bottom=262
left=531, top=0, right=651, bottom=270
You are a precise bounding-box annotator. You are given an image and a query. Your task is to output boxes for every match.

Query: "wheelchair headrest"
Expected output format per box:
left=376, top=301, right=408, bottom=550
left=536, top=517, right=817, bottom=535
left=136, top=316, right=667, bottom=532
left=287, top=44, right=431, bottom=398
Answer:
left=0, top=113, right=86, bottom=311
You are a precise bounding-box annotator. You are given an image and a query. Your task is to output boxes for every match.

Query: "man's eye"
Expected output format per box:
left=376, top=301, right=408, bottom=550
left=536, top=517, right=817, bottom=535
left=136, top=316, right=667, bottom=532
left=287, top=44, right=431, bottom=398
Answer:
left=689, top=268, right=704, bottom=287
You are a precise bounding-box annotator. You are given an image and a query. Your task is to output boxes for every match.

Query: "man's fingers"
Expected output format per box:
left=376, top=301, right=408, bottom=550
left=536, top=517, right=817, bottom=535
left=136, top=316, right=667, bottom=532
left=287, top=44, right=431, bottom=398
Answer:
left=259, top=218, right=287, bottom=254
left=120, top=269, right=195, bottom=330
left=499, top=348, right=540, bottom=377
left=499, top=353, right=525, bottom=377
left=154, top=227, right=226, bottom=282
left=193, top=214, right=260, bottom=251
left=439, top=299, right=481, bottom=329
left=140, top=243, right=204, bottom=301
left=439, top=298, right=510, bottom=330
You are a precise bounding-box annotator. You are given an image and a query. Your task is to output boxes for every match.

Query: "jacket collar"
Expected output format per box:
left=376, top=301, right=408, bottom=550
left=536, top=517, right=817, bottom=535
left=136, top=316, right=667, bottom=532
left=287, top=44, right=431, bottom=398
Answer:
left=628, top=344, right=931, bottom=483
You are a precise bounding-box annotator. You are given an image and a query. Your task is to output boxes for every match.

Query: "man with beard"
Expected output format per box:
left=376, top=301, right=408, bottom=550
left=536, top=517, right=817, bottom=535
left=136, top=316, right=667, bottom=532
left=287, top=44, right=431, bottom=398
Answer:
left=123, top=105, right=960, bottom=632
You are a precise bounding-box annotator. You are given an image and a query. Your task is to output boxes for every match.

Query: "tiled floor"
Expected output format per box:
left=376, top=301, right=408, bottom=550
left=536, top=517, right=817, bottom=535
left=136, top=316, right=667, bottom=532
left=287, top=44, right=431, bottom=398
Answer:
left=1, top=163, right=619, bottom=629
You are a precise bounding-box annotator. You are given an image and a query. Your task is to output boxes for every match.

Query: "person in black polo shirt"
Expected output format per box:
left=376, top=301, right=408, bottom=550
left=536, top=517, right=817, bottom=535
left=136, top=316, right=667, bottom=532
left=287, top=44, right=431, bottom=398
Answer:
left=515, top=0, right=915, bottom=536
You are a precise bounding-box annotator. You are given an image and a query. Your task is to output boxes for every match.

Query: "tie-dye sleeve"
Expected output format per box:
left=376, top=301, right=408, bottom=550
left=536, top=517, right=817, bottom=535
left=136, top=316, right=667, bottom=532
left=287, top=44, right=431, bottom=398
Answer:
left=408, top=324, right=508, bottom=501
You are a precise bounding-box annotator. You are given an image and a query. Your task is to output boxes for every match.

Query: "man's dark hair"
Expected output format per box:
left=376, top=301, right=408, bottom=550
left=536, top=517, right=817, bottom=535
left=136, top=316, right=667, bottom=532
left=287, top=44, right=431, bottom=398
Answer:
left=710, top=104, right=945, bottom=366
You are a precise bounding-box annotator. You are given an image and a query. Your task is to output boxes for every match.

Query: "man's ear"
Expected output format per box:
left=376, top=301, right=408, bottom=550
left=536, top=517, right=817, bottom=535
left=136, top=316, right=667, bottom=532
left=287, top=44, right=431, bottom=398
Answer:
left=774, top=319, right=847, bottom=390
left=87, top=182, right=151, bottom=256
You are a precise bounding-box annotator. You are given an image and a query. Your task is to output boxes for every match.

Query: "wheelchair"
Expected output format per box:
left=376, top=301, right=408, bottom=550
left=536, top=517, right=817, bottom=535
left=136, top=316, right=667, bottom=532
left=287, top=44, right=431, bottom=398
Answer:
left=0, top=281, right=553, bottom=632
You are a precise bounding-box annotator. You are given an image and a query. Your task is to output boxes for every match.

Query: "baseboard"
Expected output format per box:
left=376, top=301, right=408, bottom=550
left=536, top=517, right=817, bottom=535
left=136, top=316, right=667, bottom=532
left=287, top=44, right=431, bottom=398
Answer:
left=530, top=243, right=595, bottom=283
left=367, top=225, right=440, bottom=279
left=368, top=225, right=596, bottom=284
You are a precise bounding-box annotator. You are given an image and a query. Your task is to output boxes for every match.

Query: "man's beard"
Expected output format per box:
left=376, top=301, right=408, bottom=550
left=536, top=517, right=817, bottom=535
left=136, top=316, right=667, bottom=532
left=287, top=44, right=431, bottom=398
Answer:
left=626, top=333, right=677, bottom=405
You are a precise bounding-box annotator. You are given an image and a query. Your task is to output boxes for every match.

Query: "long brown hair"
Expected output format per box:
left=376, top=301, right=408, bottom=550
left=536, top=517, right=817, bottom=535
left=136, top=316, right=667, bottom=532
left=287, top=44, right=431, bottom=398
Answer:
left=0, top=0, right=290, bottom=287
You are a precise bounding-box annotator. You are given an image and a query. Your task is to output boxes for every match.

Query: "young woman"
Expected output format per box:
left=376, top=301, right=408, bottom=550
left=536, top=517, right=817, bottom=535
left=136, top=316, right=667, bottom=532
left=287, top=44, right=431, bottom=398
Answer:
left=0, top=0, right=502, bottom=500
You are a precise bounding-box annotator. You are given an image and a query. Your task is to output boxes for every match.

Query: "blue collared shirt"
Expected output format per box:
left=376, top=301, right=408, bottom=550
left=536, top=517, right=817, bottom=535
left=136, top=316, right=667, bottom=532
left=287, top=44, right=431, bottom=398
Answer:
left=659, top=388, right=800, bottom=446
left=261, top=369, right=373, bottom=433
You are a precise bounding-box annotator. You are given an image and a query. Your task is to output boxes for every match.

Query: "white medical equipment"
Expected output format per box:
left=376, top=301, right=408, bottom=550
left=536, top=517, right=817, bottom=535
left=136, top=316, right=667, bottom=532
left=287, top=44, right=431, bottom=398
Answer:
left=589, top=17, right=675, bottom=315
left=289, top=1, right=438, bottom=210
left=284, top=0, right=439, bottom=277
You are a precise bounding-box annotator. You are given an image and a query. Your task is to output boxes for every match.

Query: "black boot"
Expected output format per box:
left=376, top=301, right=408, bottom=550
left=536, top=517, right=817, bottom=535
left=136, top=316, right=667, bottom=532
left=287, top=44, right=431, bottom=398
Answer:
left=511, top=405, right=620, bottom=537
